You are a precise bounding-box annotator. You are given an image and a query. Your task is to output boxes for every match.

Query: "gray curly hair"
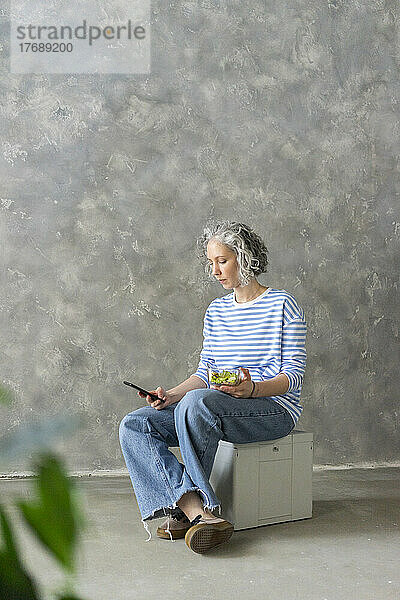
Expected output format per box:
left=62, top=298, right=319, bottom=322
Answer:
left=197, top=220, right=269, bottom=287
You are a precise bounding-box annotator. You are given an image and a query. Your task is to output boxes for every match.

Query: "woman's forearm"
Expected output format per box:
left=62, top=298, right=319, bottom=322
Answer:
left=253, top=373, right=290, bottom=397
left=167, top=375, right=207, bottom=402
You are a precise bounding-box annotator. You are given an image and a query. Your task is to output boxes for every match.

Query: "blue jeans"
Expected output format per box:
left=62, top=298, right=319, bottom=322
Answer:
left=119, top=388, right=295, bottom=541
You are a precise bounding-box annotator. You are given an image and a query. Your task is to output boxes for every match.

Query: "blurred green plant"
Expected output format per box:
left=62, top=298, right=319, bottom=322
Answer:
left=0, top=385, right=12, bottom=406
left=0, top=383, right=89, bottom=600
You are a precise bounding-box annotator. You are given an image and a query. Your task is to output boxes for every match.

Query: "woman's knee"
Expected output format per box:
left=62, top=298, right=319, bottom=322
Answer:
left=119, top=413, right=133, bottom=442
left=180, top=388, right=216, bottom=403
left=180, top=387, right=224, bottom=408
left=175, top=388, right=220, bottom=423
left=119, top=407, right=150, bottom=440
left=178, top=388, right=205, bottom=410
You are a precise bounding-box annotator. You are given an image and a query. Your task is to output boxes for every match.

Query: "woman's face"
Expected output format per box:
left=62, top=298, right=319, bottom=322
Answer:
left=206, top=240, right=239, bottom=289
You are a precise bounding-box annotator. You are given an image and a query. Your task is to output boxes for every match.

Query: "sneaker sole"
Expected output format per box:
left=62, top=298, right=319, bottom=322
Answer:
left=185, top=521, right=234, bottom=554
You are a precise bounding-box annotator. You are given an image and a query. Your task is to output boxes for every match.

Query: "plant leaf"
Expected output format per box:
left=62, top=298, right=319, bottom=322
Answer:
left=57, top=596, right=88, bottom=600
left=16, top=452, right=86, bottom=572
left=0, top=503, right=18, bottom=562
left=0, top=384, right=13, bottom=406
left=0, top=505, right=40, bottom=600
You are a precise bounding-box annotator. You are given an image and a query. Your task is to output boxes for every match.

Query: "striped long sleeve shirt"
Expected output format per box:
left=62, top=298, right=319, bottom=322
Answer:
left=192, top=287, right=307, bottom=427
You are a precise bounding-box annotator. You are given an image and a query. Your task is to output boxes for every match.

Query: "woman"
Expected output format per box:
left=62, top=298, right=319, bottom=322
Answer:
left=119, top=220, right=307, bottom=554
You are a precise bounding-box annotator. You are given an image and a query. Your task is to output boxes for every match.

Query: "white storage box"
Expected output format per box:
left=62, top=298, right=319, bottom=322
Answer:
left=170, top=429, right=313, bottom=531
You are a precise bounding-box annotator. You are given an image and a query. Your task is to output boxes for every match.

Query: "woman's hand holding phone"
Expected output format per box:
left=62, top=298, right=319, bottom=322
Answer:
left=138, top=386, right=178, bottom=410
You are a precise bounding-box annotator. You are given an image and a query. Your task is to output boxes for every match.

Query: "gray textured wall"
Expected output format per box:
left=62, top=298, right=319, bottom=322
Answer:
left=1, top=1, right=399, bottom=473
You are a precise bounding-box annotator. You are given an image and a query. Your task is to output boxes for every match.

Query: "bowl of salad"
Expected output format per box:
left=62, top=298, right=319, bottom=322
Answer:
left=208, top=367, right=242, bottom=387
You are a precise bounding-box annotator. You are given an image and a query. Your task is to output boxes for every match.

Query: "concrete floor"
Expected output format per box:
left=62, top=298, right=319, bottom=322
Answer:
left=1, top=467, right=399, bottom=600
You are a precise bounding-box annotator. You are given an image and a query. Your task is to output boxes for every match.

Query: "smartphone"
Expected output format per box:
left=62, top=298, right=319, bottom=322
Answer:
left=123, top=380, right=165, bottom=403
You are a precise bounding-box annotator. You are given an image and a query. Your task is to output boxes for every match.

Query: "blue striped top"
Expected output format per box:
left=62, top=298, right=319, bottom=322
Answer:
left=192, top=287, right=307, bottom=427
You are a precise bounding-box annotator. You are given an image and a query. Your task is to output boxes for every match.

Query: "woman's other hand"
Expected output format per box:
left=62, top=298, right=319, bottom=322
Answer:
left=137, top=386, right=179, bottom=410
left=210, top=367, right=254, bottom=398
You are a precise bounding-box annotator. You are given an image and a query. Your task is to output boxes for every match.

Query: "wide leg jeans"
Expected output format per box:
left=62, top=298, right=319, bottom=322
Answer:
left=119, top=387, right=296, bottom=541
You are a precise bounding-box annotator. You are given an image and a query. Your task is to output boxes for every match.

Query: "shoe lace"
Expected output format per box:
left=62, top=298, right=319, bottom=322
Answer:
left=188, top=514, right=203, bottom=527
left=169, top=507, right=190, bottom=522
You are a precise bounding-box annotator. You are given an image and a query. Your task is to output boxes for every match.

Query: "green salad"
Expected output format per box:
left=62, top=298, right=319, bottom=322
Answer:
left=210, top=370, right=239, bottom=385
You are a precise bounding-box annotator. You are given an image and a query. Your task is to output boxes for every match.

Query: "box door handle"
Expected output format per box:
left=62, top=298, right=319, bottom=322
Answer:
left=273, top=446, right=279, bottom=452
